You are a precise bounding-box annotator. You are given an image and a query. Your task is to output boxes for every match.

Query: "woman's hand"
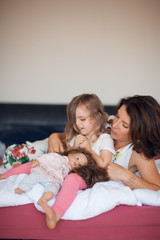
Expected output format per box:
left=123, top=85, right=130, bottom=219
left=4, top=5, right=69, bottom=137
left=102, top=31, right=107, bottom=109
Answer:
left=107, top=161, right=160, bottom=190
left=107, top=162, right=129, bottom=182
left=48, top=133, right=65, bottom=153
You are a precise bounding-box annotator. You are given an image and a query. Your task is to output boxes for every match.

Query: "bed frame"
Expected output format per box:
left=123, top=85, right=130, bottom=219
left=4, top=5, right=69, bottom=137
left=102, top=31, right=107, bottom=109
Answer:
left=0, top=103, right=160, bottom=240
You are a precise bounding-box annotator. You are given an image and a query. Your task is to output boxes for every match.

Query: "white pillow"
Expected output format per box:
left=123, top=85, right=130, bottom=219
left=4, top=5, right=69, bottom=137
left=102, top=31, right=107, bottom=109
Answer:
left=133, top=189, right=160, bottom=206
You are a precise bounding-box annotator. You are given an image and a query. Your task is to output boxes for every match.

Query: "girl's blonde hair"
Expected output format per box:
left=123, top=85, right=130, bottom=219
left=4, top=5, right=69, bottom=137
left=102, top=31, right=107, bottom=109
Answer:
left=64, top=94, right=108, bottom=147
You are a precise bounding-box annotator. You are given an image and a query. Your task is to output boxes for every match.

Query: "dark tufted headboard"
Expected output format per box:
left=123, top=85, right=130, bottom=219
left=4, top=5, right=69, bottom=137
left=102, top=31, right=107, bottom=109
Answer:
left=0, top=103, right=117, bottom=147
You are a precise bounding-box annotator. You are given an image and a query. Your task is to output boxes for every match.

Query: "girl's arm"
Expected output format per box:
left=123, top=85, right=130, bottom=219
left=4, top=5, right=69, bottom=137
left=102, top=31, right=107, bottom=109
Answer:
left=52, top=173, right=87, bottom=218
left=0, top=161, right=33, bottom=180
left=48, top=132, right=66, bottom=153
left=74, top=134, right=114, bottom=168
left=91, top=149, right=113, bottom=168
left=107, top=151, right=160, bottom=190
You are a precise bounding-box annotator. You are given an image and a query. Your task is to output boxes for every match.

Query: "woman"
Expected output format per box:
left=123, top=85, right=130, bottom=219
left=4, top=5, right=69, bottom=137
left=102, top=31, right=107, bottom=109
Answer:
left=107, top=95, right=160, bottom=190
left=46, top=95, right=160, bottom=229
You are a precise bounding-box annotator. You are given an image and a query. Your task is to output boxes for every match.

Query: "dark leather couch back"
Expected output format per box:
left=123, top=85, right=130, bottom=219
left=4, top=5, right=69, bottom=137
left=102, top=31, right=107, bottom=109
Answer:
left=0, top=103, right=116, bottom=147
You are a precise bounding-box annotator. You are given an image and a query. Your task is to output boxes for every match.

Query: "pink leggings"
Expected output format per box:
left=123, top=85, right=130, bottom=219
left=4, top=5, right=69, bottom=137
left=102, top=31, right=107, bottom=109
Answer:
left=4, top=163, right=87, bottom=218
left=52, top=173, right=87, bottom=217
left=4, top=161, right=32, bottom=178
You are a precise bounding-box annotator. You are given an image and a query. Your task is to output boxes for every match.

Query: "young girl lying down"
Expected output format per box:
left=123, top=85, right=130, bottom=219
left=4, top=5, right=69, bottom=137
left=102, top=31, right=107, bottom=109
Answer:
left=0, top=148, right=109, bottom=208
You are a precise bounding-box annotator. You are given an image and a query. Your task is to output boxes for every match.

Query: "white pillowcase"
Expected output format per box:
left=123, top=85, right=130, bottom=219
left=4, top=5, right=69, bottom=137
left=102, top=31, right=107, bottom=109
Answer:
left=133, top=189, right=160, bottom=206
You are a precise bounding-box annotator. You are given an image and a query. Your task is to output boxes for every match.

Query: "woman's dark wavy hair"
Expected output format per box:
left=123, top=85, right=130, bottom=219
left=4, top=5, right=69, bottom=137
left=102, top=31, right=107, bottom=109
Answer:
left=62, top=148, right=109, bottom=188
left=64, top=94, right=108, bottom=148
left=117, top=95, right=160, bottom=159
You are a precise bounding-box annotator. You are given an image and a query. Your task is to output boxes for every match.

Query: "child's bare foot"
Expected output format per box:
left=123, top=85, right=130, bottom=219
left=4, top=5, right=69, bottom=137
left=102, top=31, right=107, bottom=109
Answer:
left=38, top=192, right=54, bottom=206
left=40, top=202, right=60, bottom=229
left=15, top=187, right=24, bottom=194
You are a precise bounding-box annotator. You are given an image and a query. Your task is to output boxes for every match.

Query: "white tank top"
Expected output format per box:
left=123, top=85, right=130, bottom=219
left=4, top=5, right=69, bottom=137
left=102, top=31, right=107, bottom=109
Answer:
left=112, top=143, right=133, bottom=169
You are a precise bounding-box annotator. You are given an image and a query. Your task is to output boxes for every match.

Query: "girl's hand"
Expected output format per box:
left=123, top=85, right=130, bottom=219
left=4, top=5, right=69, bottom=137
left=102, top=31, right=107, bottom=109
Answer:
left=31, top=159, right=40, bottom=168
left=48, top=133, right=65, bottom=153
left=74, top=134, right=83, bottom=148
left=74, top=135, right=91, bottom=150
left=0, top=174, right=5, bottom=180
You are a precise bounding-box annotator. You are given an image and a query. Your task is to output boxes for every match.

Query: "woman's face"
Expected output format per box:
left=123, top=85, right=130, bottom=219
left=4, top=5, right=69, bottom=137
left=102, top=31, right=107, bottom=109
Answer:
left=111, top=105, right=131, bottom=145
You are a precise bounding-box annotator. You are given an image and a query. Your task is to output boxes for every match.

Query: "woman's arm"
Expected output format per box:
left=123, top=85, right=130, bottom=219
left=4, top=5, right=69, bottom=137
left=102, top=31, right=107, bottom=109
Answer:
left=48, top=132, right=66, bottom=153
left=132, top=151, right=160, bottom=189
left=107, top=151, right=160, bottom=190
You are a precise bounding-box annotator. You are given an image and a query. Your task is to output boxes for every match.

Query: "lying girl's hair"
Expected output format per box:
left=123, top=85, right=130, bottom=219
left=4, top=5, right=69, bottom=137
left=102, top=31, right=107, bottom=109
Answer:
left=62, top=148, right=109, bottom=188
left=117, top=95, right=160, bottom=159
left=64, top=93, right=108, bottom=148
left=71, top=162, right=109, bottom=188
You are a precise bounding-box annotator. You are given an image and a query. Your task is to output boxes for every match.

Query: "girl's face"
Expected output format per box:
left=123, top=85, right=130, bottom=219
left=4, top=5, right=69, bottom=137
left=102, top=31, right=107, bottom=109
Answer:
left=74, top=104, right=96, bottom=137
left=68, top=153, right=87, bottom=169
left=111, top=104, right=131, bottom=145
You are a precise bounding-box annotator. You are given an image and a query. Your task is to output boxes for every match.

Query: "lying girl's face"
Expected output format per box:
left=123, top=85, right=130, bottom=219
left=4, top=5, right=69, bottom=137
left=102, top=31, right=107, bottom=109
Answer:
left=68, top=153, right=88, bottom=169
left=111, top=105, right=131, bottom=144
left=74, top=104, right=96, bottom=136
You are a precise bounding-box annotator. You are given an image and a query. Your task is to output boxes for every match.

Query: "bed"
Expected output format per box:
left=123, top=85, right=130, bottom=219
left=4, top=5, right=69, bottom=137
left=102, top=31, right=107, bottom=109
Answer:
left=0, top=103, right=160, bottom=240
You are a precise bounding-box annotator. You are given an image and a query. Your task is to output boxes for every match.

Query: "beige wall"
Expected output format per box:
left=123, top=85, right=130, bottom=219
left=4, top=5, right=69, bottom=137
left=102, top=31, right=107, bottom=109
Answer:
left=0, top=0, right=159, bottom=105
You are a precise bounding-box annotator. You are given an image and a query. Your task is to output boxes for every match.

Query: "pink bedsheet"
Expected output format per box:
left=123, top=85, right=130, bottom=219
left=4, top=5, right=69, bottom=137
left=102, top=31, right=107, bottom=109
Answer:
left=1, top=204, right=160, bottom=240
